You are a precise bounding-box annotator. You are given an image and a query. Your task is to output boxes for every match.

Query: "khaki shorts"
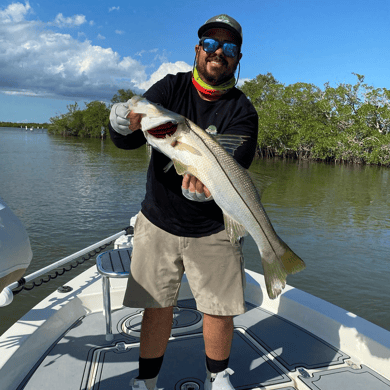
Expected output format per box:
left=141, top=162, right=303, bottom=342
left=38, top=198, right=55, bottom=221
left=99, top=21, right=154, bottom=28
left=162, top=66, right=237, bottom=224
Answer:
left=123, top=212, right=246, bottom=316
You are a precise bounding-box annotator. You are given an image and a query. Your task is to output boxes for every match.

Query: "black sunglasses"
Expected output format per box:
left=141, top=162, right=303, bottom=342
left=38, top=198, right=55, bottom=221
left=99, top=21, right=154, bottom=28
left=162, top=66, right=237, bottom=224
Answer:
left=199, top=37, right=239, bottom=58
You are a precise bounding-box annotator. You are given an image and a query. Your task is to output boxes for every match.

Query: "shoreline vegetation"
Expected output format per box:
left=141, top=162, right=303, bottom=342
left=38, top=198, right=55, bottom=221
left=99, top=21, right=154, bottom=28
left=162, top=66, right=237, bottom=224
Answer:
left=0, top=121, right=48, bottom=128
left=46, top=89, right=134, bottom=139
left=240, top=73, right=390, bottom=167
left=4, top=74, right=390, bottom=167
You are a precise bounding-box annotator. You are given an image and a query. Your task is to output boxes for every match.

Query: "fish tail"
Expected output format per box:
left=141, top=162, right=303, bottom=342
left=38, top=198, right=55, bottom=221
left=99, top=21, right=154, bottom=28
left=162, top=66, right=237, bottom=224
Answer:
left=262, top=239, right=306, bottom=299
left=280, top=239, right=306, bottom=275
left=262, top=259, right=288, bottom=300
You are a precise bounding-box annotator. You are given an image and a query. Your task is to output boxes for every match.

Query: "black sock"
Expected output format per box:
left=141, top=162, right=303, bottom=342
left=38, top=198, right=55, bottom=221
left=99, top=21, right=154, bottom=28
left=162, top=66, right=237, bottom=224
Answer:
left=136, top=355, right=164, bottom=380
left=206, top=355, right=230, bottom=374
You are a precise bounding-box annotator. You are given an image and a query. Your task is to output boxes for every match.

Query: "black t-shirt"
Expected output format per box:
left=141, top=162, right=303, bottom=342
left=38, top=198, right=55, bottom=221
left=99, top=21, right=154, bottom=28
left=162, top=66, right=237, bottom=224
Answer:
left=109, top=71, right=258, bottom=237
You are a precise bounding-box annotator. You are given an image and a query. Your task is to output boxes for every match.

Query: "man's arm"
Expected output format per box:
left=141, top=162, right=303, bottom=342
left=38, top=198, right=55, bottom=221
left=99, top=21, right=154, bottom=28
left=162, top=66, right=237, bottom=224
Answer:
left=109, top=123, right=146, bottom=150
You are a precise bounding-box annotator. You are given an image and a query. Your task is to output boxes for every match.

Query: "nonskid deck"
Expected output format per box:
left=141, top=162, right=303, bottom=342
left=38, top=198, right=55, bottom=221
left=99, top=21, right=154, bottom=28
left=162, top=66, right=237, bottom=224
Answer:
left=18, top=298, right=390, bottom=390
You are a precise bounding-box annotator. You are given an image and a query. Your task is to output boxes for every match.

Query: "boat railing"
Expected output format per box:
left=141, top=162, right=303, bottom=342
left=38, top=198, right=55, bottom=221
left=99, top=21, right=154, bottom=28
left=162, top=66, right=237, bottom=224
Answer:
left=0, top=226, right=133, bottom=307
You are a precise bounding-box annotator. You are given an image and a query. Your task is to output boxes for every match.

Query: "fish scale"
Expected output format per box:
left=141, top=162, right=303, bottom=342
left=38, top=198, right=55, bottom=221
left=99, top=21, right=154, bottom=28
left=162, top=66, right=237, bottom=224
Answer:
left=128, top=96, right=306, bottom=299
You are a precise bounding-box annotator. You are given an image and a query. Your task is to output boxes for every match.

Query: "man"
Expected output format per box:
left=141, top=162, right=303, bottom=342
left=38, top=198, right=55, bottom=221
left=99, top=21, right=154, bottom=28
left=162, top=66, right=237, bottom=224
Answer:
left=109, top=14, right=258, bottom=390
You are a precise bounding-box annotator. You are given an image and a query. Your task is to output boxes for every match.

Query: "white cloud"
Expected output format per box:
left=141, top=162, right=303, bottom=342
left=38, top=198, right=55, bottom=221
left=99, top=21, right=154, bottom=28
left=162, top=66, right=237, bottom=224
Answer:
left=153, top=50, right=169, bottom=65
left=136, top=50, right=146, bottom=57
left=115, top=30, right=124, bottom=35
left=53, top=13, right=87, bottom=27
left=136, top=48, right=158, bottom=57
left=0, top=1, right=31, bottom=23
left=237, top=78, right=250, bottom=87
left=138, top=61, right=192, bottom=91
left=97, top=34, right=105, bottom=40
left=0, top=2, right=191, bottom=101
left=109, top=6, right=120, bottom=12
left=3, top=90, right=39, bottom=97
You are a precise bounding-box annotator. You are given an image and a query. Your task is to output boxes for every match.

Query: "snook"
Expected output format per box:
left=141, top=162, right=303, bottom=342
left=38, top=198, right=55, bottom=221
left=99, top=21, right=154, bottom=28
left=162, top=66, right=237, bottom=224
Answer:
left=128, top=96, right=306, bottom=299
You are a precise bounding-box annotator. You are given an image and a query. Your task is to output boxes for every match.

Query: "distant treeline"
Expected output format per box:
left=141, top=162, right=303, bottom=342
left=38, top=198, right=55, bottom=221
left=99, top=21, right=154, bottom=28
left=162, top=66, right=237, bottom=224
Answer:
left=47, top=89, right=135, bottom=138
left=240, top=73, right=390, bottom=166
left=1, top=121, right=48, bottom=128
left=48, top=74, right=390, bottom=166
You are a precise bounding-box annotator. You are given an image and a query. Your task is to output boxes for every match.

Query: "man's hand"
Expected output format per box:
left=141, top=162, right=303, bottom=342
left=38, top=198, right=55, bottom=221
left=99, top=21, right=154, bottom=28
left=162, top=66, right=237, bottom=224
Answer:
left=181, top=174, right=213, bottom=202
left=110, top=102, right=143, bottom=135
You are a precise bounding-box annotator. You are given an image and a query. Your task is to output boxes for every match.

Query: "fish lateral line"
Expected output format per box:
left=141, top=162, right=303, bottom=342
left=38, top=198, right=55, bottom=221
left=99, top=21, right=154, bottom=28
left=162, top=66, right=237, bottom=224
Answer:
left=187, top=123, right=289, bottom=258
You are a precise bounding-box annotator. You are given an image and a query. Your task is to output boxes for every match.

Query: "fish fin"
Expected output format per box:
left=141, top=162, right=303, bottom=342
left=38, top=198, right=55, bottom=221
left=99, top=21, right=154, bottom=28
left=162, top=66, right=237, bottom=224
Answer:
left=172, top=159, right=189, bottom=175
left=172, top=159, right=199, bottom=177
left=213, top=135, right=250, bottom=156
left=261, top=239, right=306, bottom=300
left=261, top=258, right=288, bottom=300
left=163, top=160, right=174, bottom=173
left=223, top=212, right=248, bottom=245
left=279, top=238, right=306, bottom=274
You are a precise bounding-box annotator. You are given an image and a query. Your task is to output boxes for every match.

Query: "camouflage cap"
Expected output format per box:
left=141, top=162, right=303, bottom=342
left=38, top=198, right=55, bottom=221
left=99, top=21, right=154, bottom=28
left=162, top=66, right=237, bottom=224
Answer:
left=198, top=14, right=243, bottom=45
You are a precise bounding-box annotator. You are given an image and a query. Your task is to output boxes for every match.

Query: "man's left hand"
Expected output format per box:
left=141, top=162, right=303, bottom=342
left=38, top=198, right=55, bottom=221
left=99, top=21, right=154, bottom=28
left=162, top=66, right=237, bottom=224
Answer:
left=181, top=174, right=213, bottom=202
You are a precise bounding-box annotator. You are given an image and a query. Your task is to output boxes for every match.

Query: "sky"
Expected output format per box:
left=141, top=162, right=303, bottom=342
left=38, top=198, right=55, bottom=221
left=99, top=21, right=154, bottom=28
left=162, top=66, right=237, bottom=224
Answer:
left=0, top=0, right=389, bottom=123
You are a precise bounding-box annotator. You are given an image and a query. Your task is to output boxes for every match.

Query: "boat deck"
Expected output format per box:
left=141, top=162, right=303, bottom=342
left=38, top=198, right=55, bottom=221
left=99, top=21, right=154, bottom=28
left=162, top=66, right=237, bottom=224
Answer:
left=18, top=297, right=390, bottom=390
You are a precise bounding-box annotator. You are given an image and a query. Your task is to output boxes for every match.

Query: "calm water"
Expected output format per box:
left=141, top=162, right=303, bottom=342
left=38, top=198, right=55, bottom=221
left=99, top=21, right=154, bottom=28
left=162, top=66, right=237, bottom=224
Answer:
left=0, top=127, right=389, bottom=335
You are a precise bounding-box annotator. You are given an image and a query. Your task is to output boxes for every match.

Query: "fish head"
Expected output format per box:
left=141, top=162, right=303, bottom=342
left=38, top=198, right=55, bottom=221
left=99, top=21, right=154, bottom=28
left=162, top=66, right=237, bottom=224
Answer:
left=127, top=96, right=185, bottom=133
left=127, top=96, right=190, bottom=155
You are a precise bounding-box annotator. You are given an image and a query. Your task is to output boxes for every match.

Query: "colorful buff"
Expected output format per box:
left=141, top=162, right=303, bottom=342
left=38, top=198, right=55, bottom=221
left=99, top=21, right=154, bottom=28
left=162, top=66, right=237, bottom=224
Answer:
left=192, top=67, right=236, bottom=100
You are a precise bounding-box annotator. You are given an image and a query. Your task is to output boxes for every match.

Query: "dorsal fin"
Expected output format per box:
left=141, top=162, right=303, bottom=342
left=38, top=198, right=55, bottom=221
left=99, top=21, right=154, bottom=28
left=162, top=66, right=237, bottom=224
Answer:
left=213, top=134, right=250, bottom=156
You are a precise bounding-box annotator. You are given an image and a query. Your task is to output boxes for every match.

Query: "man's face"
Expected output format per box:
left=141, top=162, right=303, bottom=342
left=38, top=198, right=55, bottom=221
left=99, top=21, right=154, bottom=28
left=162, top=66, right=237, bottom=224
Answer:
left=195, top=28, right=242, bottom=86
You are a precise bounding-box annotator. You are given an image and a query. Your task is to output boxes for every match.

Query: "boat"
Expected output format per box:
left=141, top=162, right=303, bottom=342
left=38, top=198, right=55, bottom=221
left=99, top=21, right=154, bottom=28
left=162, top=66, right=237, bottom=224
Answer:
left=0, top=208, right=389, bottom=390
left=0, top=198, right=32, bottom=294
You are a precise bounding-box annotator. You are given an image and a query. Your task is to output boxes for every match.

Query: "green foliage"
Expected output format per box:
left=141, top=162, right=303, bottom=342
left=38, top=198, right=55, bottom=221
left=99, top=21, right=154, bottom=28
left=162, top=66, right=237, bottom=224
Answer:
left=0, top=121, right=48, bottom=128
left=48, top=88, right=136, bottom=138
left=47, top=100, right=110, bottom=138
left=240, top=73, right=390, bottom=166
left=111, top=89, right=135, bottom=104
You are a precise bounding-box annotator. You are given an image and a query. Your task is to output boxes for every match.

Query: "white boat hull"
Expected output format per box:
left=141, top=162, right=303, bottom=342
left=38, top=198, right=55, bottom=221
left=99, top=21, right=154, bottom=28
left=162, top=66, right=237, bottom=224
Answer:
left=1, top=263, right=389, bottom=389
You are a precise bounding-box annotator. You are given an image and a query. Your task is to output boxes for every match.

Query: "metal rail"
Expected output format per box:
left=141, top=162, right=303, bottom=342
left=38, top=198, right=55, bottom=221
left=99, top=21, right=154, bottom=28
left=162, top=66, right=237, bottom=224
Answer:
left=0, top=227, right=132, bottom=306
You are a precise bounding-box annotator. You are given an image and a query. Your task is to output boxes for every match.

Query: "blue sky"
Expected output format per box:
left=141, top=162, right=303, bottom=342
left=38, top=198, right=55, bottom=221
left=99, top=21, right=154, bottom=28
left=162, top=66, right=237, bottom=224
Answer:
left=1, top=0, right=389, bottom=123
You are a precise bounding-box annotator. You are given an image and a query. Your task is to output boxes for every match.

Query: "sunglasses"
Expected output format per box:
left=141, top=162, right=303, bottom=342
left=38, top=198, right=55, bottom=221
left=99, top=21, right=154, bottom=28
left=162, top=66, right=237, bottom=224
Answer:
left=199, top=37, right=239, bottom=58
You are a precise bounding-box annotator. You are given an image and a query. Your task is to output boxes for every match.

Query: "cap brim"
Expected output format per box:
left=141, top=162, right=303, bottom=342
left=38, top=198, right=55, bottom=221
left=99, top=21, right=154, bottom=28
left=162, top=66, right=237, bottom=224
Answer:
left=198, top=22, right=242, bottom=45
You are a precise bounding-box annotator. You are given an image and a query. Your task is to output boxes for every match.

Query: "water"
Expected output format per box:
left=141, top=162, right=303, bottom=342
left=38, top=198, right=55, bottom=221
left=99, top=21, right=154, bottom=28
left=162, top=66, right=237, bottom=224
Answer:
left=0, top=127, right=389, bottom=335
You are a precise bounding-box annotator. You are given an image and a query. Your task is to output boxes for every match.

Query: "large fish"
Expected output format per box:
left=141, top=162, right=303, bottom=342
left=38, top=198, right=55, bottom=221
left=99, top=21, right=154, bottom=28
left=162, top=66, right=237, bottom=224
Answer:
left=128, top=96, right=305, bottom=299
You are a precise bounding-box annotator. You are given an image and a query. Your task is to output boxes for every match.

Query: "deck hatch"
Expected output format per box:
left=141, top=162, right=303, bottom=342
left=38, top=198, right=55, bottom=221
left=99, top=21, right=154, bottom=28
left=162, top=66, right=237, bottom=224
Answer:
left=235, top=305, right=349, bottom=370
left=120, top=307, right=203, bottom=337
left=299, top=364, right=390, bottom=390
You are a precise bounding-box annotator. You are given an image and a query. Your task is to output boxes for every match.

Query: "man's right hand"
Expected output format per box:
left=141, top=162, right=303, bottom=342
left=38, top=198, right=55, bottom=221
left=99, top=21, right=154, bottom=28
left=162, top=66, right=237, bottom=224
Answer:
left=181, top=174, right=213, bottom=202
left=110, top=102, right=143, bottom=135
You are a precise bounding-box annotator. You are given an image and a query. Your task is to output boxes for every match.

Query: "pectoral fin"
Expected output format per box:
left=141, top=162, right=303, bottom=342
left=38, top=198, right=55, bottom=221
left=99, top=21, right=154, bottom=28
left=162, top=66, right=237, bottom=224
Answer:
left=172, top=159, right=198, bottom=177
left=172, top=159, right=188, bottom=175
left=163, top=161, right=174, bottom=173
left=223, top=211, right=248, bottom=245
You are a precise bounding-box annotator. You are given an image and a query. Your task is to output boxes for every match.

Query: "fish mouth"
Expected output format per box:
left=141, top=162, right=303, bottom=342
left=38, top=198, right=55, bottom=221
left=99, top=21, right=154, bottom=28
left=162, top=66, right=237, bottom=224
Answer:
left=147, top=122, right=178, bottom=138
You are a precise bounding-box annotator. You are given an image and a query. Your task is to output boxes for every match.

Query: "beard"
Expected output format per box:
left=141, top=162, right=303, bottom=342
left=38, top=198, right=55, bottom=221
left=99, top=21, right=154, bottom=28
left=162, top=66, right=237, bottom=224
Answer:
left=196, top=53, right=238, bottom=86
